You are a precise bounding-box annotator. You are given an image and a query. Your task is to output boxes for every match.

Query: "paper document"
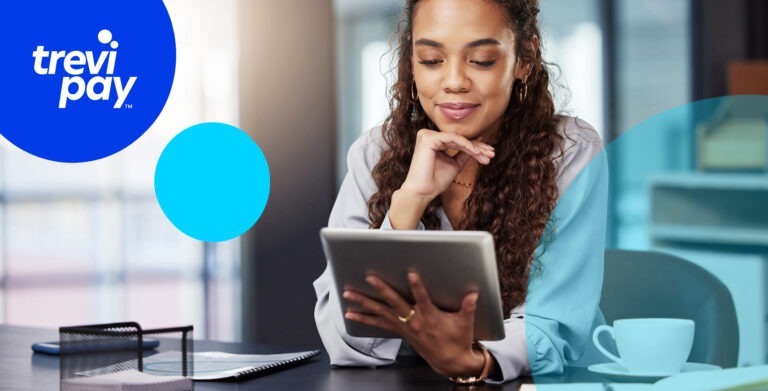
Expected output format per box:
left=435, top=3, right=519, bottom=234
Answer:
left=143, top=350, right=321, bottom=380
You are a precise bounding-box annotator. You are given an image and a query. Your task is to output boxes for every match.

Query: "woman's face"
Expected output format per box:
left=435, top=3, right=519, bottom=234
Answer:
left=412, top=0, right=526, bottom=141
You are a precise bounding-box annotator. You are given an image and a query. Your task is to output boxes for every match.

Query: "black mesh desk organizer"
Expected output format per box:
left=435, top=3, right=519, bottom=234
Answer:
left=59, top=322, right=193, bottom=381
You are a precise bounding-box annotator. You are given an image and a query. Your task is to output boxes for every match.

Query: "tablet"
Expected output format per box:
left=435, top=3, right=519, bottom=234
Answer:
left=320, top=228, right=505, bottom=341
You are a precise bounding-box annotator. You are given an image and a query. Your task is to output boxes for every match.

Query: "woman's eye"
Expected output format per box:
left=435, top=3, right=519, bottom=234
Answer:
left=418, top=59, right=443, bottom=66
left=471, top=60, right=496, bottom=67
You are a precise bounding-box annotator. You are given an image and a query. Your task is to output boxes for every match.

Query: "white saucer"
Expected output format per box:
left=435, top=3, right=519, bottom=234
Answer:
left=587, top=362, right=722, bottom=382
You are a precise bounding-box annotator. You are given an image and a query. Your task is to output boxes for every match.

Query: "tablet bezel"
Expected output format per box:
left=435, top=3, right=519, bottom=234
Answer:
left=320, top=228, right=506, bottom=341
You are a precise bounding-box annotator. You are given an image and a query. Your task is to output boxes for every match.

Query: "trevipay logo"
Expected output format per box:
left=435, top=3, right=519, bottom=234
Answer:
left=0, top=1, right=176, bottom=163
left=33, top=29, right=137, bottom=109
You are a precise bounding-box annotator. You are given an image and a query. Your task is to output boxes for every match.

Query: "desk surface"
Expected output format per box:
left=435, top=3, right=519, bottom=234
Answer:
left=0, top=324, right=610, bottom=390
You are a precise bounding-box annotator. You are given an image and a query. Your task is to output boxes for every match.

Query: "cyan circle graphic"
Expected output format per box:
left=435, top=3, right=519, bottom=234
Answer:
left=0, top=1, right=176, bottom=162
left=155, top=123, right=270, bottom=242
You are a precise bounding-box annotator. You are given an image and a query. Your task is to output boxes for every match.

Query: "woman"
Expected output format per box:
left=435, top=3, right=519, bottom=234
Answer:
left=314, top=0, right=608, bottom=383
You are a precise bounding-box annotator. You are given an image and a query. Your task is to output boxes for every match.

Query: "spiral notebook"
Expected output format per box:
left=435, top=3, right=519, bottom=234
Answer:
left=143, top=350, right=320, bottom=381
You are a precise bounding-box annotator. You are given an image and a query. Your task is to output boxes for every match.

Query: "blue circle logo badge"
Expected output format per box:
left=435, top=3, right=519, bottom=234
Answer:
left=0, top=1, right=176, bottom=162
left=155, top=123, right=271, bottom=242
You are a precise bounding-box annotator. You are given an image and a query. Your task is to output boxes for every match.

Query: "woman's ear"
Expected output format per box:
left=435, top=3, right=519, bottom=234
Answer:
left=514, top=34, right=539, bottom=80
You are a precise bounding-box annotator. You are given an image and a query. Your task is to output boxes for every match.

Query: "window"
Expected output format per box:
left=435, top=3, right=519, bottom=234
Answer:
left=540, top=0, right=604, bottom=138
left=0, top=0, right=241, bottom=341
left=611, top=0, right=691, bottom=249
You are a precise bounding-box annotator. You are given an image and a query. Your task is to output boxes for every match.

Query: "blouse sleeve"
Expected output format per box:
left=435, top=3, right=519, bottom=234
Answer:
left=483, top=125, right=609, bottom=382
left=313, top=129, right=406, bottom=366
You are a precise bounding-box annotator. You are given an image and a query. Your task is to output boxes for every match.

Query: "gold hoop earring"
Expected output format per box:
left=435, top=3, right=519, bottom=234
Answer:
left=517, top=79, right=528, bottom=102
left=411, top=83, right=418, bottom=102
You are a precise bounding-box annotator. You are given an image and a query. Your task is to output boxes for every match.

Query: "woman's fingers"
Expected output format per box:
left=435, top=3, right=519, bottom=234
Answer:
left=408, top=272, right=438, bottom=316
left=416, top=129, right=494, bottom=164
left=459, top=291, right=479, bottom=327
left=470, top=146, right=494, bottom=165
left=343, top=290, right=397, bottom=323
left=365, top=275, right=414, bottom=320
left=345, top=311, right=398, bottom=333
left=439, top=139, right=492, bottom=164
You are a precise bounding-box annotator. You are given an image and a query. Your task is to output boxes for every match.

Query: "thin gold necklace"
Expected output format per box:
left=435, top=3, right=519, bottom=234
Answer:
left=452, top=179, right=473, bottom=187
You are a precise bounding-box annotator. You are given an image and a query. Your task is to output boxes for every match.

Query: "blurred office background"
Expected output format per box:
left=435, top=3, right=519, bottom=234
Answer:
left=0, top=0, right=766, bottom=367
left=0, top=0, right=242, bottom=341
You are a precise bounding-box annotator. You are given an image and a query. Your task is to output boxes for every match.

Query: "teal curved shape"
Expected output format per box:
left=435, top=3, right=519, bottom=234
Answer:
left=529, top=95, right=768, bottom=386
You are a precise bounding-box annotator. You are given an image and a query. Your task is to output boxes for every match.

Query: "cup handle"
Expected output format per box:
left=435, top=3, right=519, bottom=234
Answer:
left=592, top=325, right=623, bottom=366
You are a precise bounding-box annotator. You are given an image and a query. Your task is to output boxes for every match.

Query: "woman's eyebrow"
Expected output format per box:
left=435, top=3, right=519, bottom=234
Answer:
left=466, top=38, right=502, bottom=48
left=414, top=38, right=444, bottom=48
left=414, top=38, right=502, bottom=49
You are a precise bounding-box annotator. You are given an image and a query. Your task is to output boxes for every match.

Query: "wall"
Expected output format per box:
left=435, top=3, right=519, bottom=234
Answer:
left=238, top=0, right=336, bottom=349
left=692, top=0, right=768, bottom=99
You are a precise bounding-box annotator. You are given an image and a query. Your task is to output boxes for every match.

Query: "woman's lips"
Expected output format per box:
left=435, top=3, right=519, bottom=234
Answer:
left=438, top=103, right=479, bottom=120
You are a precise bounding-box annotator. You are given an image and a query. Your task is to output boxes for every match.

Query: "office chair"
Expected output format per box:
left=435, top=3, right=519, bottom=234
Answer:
left=600, top=249, right=739, bottom=368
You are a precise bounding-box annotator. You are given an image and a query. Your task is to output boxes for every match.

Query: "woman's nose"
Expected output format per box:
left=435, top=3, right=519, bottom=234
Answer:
left=441, top=62, right=470, bottom=93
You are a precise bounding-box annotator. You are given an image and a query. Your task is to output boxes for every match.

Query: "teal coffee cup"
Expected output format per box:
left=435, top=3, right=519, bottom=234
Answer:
left=592, top=318, right=695, bottom=374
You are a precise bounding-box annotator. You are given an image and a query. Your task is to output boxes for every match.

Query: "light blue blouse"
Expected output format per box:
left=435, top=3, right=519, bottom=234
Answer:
left=313, top=117, right=609, bottom=382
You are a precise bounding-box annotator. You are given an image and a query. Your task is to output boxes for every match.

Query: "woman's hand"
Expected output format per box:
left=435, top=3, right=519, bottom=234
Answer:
left=403, top=129, right=495, bottom=199
left=388, top=129, right=495, bottom=229
left=343, top=272, right=489, bottom=378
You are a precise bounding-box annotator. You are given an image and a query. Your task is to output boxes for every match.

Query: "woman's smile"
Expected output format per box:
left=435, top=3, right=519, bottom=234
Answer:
left=438, top=102, right=480, bottom=120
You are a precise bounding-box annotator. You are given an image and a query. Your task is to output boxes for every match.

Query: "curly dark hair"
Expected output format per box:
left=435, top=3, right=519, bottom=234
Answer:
left=367, top=0, right=563, bottom=316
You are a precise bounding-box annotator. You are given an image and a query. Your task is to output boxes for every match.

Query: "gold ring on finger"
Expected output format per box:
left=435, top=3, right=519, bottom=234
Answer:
left=397, top=308, right=416, bottom=324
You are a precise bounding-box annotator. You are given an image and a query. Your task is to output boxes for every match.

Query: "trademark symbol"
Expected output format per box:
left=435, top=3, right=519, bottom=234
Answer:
left=124, top=104, right=133, bottom=109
